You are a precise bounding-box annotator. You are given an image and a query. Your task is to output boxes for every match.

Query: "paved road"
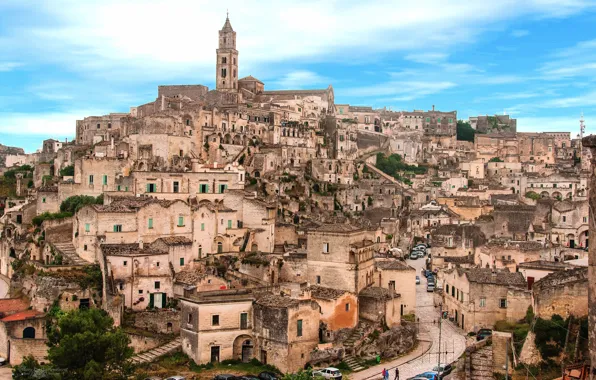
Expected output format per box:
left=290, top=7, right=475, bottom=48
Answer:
left=353, top=257, right=467, bottom=380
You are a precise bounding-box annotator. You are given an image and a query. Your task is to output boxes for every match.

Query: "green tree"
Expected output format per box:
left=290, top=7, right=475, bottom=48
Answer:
left=525, top=191, right=541, bottom=201
left=46, top=308, right=133, bottom=379
left=456, top=120, right=476, bottom=142
left=59, top=165, right=75, bottom=177
left=13, top=355, right=60, bottom=380
left=488, top=157, right=503, bottom=162
left=60, top=195, right=103, bottom=214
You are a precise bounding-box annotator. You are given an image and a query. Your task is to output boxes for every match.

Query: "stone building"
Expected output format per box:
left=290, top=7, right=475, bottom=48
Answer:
left=469, top=114, right=517, bottom=134
left=309, top=286, right=358, bottom=342
left=532, top=267, right=588, bottom=319
left=0, top=298, right=46, bottom=365
left=373, top=259, right=416, bottom=315
left=442, top=268, right=530, bottom=332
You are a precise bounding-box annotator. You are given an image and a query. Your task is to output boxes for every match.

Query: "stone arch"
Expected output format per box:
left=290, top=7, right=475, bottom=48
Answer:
left=552, top=191, right=562, bottom=200
left=233, top=134, right=242, bottom=145
left=540, top=191, right=549, bottom=199
left=137, top=162, right=145, bottom=171
left=23, top=327, right=35, bottom=339
left=566, top=192, right=573, bottom=199
left=9, top=248, right=16, bottom=258
left=254, top=171, right=260, bottom=178
left=224, top=134, right=232, bottom=144
left=217, top=241, right=223, bottom=254
left=250, top=243, right=258, bottom=252
left=233, top=335, right=254, bottom=362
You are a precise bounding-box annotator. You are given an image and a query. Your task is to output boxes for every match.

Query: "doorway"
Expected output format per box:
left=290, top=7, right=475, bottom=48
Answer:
left=211, top=346, right=220, bottom=363
left=241, top=340, right=253, bottom=363
left=261, top=350, right=267, bottom=364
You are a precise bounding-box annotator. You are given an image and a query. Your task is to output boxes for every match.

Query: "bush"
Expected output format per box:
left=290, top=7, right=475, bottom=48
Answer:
left=59, top=165, right=75, bottom=176
left=32, top=211, right=73, bottom=226
left=525, top=191, right=541, bottom=200
left=60, top=195, right=103, bottom=214
left=457, top=120, right=475, bottom=142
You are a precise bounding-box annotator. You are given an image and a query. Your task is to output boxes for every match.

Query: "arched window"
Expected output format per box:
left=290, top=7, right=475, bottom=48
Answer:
left=23, top=327, right=35, bottom=339
left=217, top=242, right=223, bottom=254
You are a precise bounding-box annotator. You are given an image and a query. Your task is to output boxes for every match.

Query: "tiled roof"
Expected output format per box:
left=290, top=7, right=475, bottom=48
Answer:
left=458, top=268, right=526, bottom=287
left=375, top=260, right=415, bottom=271
left=518, top=260, right=575, bottom=271
left=359, top=286, right=399, bottom=300
left=0, top=298, right=29, bottom=315
left=154, top=236, right=192, bottom=246
left=309, top=286, right=351, bottom=300
left=1, top=310, right=43, bottom=322
left=255, top=293, right=300, bottom=308
left=175, top=270, right=208, bottom=285
left=101, top=243, right=167, bottom=256
left=313, top=223, right=361, bottom=233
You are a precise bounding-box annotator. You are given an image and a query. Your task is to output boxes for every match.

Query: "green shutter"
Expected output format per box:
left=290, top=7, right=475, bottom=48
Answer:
left=206, top=184, right=209, bottom=193
left=149, top=293, right=154, bottom=308
left=201, top=223, right=205, bottom=231
left=148, top=218, right=153, bottom=229
left=178, top=216, right=184, bottom=226
left=146, top=184, right=150, bottom=192
left=228, top=220, right=232, bottom=229
left=162, top=294, right=167, bottom=308
left=180, top=258, right=184, bottom=266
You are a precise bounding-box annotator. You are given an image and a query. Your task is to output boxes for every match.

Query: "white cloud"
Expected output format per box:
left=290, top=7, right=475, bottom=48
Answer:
left=0, top=62, right=21, bottom=72
left=273, top=70, right=328, bottom=89
left=0, top=110, right=102, bottom=136
left=343, top=80, right=456, bottom=100
left=517, top=115, right=587, bottom=135
left=1, top=0, right=593, bottom=82
left=510, top=29, right=529, bottom=37
left=404, top=52, right=448, bottom=64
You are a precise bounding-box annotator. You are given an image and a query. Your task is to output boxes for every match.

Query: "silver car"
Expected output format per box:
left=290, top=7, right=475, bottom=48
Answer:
left=312, top=367, right=342, bottom=380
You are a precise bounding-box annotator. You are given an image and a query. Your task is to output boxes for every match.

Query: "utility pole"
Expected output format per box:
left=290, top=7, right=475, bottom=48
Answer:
left=437, top=302, right=443, bottom=376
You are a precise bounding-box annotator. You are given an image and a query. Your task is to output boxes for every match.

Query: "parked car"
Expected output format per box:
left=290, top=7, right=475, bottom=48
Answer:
left=415, top=276, right=420, bottom=284
left=312, top=367, right=342, bottom=380
left=258, top=372, right=279, bottom=380
left=240, top=376, right=260, bottom=380
left=409, top=252, right=419, bottom=260
left=426, top=283, right=435, bottom=292
left=411, top=372, right=439, bottom=380
left=214, top=375, right=238, bottom=380
left=432, top=363, right=453, bottom=378
left=476, top=328, right=493, bottom=341
left=165, top=377, right=186, bottom=380
left=144, top=377, right=162, bottom=380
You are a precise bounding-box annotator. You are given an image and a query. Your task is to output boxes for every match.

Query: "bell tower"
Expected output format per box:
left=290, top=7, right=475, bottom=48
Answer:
left=216, top=13, right=238, bottom=92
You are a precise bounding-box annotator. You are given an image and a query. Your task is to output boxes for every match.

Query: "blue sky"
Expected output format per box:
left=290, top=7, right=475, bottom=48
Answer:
left=2, top=0, right=596, bottom=152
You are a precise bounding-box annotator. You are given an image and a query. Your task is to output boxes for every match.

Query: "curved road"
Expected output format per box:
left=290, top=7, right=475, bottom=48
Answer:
left=353, top=257, right=466, bottom=379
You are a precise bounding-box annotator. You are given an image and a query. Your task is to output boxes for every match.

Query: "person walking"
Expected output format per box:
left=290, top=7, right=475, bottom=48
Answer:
left=394, top=367, right=400, bottom=380
left=382, top=368, right=388, bottom=380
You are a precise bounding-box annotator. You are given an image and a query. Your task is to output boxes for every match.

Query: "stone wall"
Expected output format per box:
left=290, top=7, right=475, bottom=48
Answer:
left=9, top=337, right=48, bottom=365
left=492, top=331, right=512, bottom=376
left=127, top=332, right=168, bottom=354
left=127, top=309, right=181, bottom=335
left=533, top=274, right=588, bottom=319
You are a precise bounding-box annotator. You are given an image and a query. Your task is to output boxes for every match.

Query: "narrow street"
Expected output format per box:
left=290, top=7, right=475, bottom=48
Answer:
left=353, top=256, right=467, bottom=380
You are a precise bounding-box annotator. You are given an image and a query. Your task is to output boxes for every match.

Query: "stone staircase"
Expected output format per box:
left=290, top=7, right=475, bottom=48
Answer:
left=343, top=323, right=366, bottom=348
left=343, top=355, right=365, bottom=372
left=131, top=337, right=182, bottom=364
left=51, top=242, right=90, bottom=266
left=470, top=345, right=493, bottom=380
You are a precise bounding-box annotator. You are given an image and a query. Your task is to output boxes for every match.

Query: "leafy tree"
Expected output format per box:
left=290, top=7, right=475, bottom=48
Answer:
left=60, top=195, right=103, bottom=214
left=59, top=165, right=75, bottom=176
left=525, top=191, right=541, bottom=201
left=32, top=211, right=73, bottom=226
left=456, top=120, right=476, bottom=142
left=3, top=164, right=34, bottom=180
left=488, top=157, right=503, bottom=162
left=13, top=355, right=60, bottom=380
left=46, top=308, right=133, bottom=379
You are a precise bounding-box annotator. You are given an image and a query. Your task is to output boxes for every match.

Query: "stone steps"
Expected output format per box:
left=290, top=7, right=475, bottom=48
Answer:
left=52, top=242, right=91, bottom=266
left=131, top=337, right=182, bottom=364
left=343, top=355, right=365, bottom=372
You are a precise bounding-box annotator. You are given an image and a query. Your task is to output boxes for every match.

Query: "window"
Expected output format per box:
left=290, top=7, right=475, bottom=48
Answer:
left=178, top=216, right=184, bottom=227
left=148, top=218, right=153, bottom=229
left=147, top=183, right=156, bottom=193
left=155, top=281, right=160, bottom=289
left=219, top=184, right=227, bottom=193
left=451, top=286, right=455, bottom=297
left=199, top=184, right=209, bottom=193
left=448, top=118, right=453, bottom=123
left=426, top=117, right=430, bottom=122
left=323, top=243, right=330, bottom=253
left=156, top=262, right=160, bottom=267
left=180, top=258, right=185, bottom=266
left=198, top=246, right=203, bottom=256
left=123, top=260, right=127, bottom=266
left=113, top=225, right=122, bottom=232
left=222, top=57, right=227, bottom=64
left=42, top=197, right=46, bottom=203
left=89, top=175, right=94, bottom=184
left=212, top=315, right=220, bottom=326
left=102, top=175, right=108, bottom=185
left=446, top=284, right=449, bottom=293
left=437, top=117, right=441, bottom=122
left=316, top=275, right=321, bottom=284
left=221, top=68, right=227, bottom=78
left=217, top=242, right=223, bottom=253
left=84, top=244, right=87, bottom=251
left=201, top=223, right=205, bottom=231
left=297, top=319, right=303, bottom=337
left=138, top=289, right=143, bottom=294
left=584, top=217, right=588, bottom=223
left=499, top=298, right=507, bottom=308
left=186, top=119, right=190, bottom=126
left=480, top=298, right=486, bottom=307
left=188, top=313, right=192, bottom=323
left=96, top=123, right=100, bottom=129
left=227, top=220, right=232, bottom=229
left=345, top=303, right=350, bottom=312
left=240, top=312, right=248, bottom=329
left=108, top=123, right=112, bottom=129
left=173, top=181, right=179, bottom=193
left=563, top=216, right=567, bottom=222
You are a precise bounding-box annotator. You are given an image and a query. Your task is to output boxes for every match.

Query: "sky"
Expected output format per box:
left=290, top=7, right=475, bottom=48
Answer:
left=2, top=0, right=596, bottom=152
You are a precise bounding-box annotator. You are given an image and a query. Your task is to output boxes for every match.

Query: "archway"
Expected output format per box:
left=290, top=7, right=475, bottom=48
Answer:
left=217, top=241, right=223, bottom=254
left=552, top=191, right=562, bottom=200
left=23, top=327, right=35, bottom=339
left=224, top=134, right=232, bottom=144
left=540, top=191, right=549, bottom=199
left=9, top=248, right=16, bottom=258
left=233, top=335, right=254, bottom=363
left=566, top=192, right=573, bottom=199
left=567, top=234, right=576, bottom=249
left=251, top=243, right=258, bottom=252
